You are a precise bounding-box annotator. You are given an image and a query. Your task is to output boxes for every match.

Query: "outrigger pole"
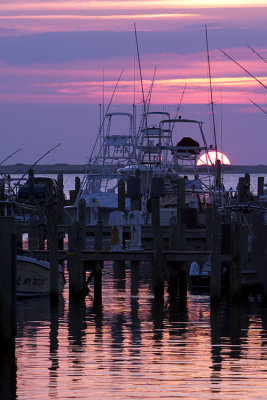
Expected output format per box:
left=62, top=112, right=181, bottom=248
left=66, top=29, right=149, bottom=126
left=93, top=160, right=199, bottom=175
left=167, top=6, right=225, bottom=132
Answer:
left=146, top=66, right=157, bottom=111
left=0, top=148, right=22, bottom=167
left=219, top=48, right=267, bottom=90
left=249, top=98, right=267, bottom=115
left=0, top=148, right=22, bottom=193
left=13, top=143, right=62, bottom=191
left=171, top=83, right=187, bottom=134
left=247, top=45, right=267, bottom=65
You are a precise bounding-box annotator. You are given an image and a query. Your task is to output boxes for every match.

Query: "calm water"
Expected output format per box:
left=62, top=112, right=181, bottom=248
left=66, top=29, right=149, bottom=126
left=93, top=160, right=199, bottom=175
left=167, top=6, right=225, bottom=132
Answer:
left=4, top=262, right=267, bottom=400
left=2, top=173, right=267, bottom=399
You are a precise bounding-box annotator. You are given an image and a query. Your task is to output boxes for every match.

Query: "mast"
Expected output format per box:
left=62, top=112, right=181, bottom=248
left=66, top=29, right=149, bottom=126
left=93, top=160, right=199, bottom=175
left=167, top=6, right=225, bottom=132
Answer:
left=205, top=25, right=217, bottom=155
left=134, top=23, right=146, bottom=117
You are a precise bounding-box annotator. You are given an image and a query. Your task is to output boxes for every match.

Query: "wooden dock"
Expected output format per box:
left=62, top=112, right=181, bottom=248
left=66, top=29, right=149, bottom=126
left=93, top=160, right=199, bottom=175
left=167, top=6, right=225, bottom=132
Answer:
left=1, top=171, right=267, bottom=344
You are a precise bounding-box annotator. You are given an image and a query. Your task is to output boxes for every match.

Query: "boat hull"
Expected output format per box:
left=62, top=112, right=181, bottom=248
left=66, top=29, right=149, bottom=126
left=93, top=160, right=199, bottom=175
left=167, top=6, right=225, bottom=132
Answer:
left=17, top=255, right=65, bottom=298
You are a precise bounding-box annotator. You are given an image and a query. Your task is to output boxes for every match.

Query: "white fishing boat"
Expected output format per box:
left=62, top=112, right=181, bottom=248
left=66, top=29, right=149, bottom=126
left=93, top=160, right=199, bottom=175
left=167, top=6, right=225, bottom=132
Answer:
left=16, top=254, right=65, bottom=298
left=136, top=112, right=216, bottom=225
left=64, top=105, right=224, bottom=227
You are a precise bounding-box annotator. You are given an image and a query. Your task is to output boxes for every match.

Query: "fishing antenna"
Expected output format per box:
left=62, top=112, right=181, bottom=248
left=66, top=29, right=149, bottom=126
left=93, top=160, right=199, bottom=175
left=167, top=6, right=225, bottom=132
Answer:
left=78, top=69, right=124, bottom=197
left=171, top=83, right=187, bottom=134
left=13, top=143, right=62, bottom=190
left=249, top=98, right=267, bottom=115
left=146, top=66, right=157, bottom=111
left=88, top=68, right=124, bottom=164
left=0, top=148, right=22, bottom=167
left=136, top=66, right=158, bottom=142
left=205, top=25, right=217, bottom=155
left=134, top=23, right=146, bottom=116
left=219, top=48, right=267, bottom=89
left=0, top=148, right=22, bottom=195
left=247, top=45, right=267, bottom=64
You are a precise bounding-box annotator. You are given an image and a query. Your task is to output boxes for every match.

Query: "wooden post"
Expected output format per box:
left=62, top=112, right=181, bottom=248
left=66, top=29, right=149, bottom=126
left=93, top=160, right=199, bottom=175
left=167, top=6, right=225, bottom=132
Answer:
left=28, top=168, right=35, bottom=205
left=16, top=223, right=23, bottom=253
left=127, top=176, right=141, bottom=211
left=240, top=224, right=248, bottom=271
left=78, top=198, right=86, bottom=249
left=177, top=224, right=186, bottom=251
left=118, top=179, right=125, bottom=212
left=94, top=222, right=103, bottom=304
left=210, top=208, right=222, bottom=302
left=46, top=180, right=54, bottom=251
left=0, top=217, right=16, bottom=348
left=151, top=196, right=164, bottom=299
left=178, top=269, right=187, bottom=300
left=176, top=177, right=185, bottom=222
left=176, top=178, right=186, bottom=251
left=205, top=207, right=213, bottom=250
left=244, top=173, right=250, bottom=202
left=257, top=177, right=264, bottom=199
left=56, top=173, right=64, bottom=250
left=28, top=215, right=38, bottom=251
left=132, top=177, right=141, bottom=211
left=49, top=208, right=59, bottom=302
left=237, top=177, right=245, bottom=203
left=67, top=223, right=73, bottom=288
left=69, top=176, right=81, bottom=204
left=69, top=221, right=85, bottom=299
left=75, top=176, right=81, bottom=192
left=169, top=216, right=178, bottom=250
left=38, top=205, right=46, bottom=250
left=45, top=180, right=59, bottom=300
left=251, top=210, right=267, bottom=299
left=230, top=222, right=241, bottom=300
left=0, top=346, right=16, bottom=399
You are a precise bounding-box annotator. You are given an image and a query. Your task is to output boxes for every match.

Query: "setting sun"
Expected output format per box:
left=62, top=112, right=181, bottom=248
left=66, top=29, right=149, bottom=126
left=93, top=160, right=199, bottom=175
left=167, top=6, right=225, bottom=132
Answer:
left=197, top=151, right=231, bottom=166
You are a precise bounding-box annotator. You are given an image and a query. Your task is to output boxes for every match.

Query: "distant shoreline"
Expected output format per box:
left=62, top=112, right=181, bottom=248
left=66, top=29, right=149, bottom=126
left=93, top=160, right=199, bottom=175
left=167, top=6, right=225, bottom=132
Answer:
left=1, top=163, right=267, bottom=175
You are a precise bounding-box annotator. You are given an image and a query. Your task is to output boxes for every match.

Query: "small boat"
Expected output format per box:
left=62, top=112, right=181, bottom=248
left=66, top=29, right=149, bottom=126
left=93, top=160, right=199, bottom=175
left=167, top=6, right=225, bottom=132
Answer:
left=189, top=260, right=211, bottom=288
left=16, top=254, right=65, bottom=298
left=189, top=259, right=229, bottom=289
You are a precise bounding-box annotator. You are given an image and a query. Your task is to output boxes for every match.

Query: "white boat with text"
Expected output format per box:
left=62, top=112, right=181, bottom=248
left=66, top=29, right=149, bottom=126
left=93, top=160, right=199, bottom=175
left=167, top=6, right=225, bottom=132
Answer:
left=17, top=254, right=65, bottom=298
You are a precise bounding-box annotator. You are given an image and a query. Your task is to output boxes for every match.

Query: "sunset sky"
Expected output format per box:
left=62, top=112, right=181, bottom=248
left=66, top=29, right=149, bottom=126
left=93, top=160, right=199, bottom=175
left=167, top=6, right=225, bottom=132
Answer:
left=0, top=1, right=266, bottom=165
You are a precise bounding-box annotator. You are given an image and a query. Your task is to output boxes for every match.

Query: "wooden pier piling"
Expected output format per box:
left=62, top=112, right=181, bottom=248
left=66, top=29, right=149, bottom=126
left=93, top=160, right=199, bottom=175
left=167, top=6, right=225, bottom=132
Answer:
left=257, top=177, right=264, bottom=198
left=0, top=217, right=16, bottom=348
left=69, top=221, right=85, bottom=299
left=78, top=198, right=86, bottom=248
left=28, top=215, right=38, bottom=251
left=210, top=209, right=222, bottom=302
left=151, top=194, right=164, bottom=299
left=118, top=179, right=125, bottom=212
left=38, top=205, right=46, bottom=250
left=56, top=173, right=65, bottom=250
left=230, top=222, right=242, bottom=300
left=237, top=177, right=246, bottom=203
left=94, top=222, right=103, bottom=304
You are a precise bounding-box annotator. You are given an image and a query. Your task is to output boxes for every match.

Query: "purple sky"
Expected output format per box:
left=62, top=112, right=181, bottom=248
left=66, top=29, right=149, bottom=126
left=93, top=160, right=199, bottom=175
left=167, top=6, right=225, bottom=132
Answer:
left=0, top=1, right=266, bottom=165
